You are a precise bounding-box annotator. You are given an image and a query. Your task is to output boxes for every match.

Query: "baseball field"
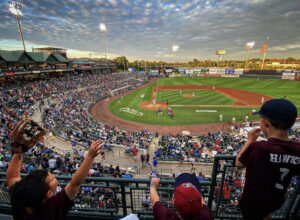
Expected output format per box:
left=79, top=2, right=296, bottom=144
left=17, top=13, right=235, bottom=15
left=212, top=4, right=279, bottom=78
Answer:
left=107, top=77, right=300, bottom=126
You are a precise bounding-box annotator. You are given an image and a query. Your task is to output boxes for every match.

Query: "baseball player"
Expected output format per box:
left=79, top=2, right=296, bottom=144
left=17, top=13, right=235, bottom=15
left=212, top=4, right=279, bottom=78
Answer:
left=219, top=114, right=223, bottom=122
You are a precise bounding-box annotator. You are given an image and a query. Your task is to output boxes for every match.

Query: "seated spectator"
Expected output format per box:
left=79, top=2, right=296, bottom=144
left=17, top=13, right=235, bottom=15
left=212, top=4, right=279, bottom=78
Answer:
left=122, top=172, right=132, bottom=178
left=197, top=172, right=206, bottom=182
left=154, top=150, right=161, bottom=158
left=150, top=173, right=213, bottom=219
left=142, top=193, right=151, bottom=208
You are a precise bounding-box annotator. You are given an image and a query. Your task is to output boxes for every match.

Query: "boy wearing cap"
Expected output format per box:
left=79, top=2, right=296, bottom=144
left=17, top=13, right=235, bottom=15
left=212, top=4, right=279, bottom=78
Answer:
left=236, top=99, right=300, bottom=220
left=150, top=173, right=213, bottom=220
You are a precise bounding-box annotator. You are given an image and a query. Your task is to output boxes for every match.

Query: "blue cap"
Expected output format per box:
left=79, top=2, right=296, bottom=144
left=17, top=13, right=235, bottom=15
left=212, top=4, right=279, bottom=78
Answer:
left=175, top=173, right=201, bottom=193
left=254, top=99, right=297, bottom=125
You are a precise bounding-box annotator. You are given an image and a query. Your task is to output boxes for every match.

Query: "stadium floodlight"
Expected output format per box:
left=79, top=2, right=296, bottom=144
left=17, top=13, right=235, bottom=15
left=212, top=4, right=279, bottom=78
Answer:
left=99, top=23, right=106, bottom=32
left=245, top=41, right=255, bottom=69
left=172, top=45, right=179, bottom=52
left=99, top=23, right=107, bottom=59
left=8, top=1, right=26, bottom=51
left=172, top=45, right=180, bottom=68
left=246, top=41, right=255, bottom=50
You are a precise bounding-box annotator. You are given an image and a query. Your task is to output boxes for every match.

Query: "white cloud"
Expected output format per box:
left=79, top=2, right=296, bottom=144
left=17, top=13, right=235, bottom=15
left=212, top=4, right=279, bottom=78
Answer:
left=270, top=43, right=300, bottom=51
left=109, top=0, right=117, bottom=7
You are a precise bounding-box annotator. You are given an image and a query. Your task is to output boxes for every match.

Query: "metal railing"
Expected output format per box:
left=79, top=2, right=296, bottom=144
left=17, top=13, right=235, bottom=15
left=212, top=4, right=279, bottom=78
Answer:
left=0, top=155, right=298, bottom=219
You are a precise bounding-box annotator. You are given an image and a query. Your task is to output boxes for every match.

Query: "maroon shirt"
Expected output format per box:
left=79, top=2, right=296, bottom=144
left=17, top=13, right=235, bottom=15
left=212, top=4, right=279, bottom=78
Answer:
left=238, top=138, right=300, bottom=217
left=153, top=201, right=213, bottom=220
left=22, top=188, right=74, bottom=220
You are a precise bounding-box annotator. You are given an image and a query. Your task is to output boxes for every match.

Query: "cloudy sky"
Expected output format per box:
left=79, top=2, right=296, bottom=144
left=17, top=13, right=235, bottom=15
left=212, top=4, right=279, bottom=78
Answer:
left=0, top=0, right=300, bottom=61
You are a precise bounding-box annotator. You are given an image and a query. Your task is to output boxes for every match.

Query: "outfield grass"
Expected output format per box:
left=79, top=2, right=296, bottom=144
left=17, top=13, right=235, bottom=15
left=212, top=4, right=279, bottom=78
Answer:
left=156, top=89, right=235, bottom=105
left=108, top=77, right=300, bottom=126
left=158, top=77, right=300, bottom=106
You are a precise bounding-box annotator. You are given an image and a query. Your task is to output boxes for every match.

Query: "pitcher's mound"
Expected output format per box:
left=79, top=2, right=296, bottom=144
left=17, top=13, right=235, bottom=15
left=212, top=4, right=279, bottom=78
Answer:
left=182, top=94, right=195, bottom=98
left=140, top=102, right=168, bottom=110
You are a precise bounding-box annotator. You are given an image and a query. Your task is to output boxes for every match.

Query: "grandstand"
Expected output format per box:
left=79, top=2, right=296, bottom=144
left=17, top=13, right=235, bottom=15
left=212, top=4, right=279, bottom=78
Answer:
left=0, top=64, right=299, bottom=219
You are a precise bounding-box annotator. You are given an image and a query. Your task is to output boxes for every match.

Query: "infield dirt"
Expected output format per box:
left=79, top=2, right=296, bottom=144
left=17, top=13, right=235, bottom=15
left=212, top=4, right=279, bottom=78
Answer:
left=139, top=85, right=273, bottom=110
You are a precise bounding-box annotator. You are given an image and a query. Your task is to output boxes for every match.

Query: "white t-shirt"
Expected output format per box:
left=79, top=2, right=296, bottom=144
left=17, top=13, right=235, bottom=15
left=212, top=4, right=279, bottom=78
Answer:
left=49, top=158, right=56, bottom=168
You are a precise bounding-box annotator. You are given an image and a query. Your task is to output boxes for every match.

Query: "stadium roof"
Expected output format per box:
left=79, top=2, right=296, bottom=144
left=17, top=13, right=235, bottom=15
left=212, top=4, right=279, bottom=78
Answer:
left=0, top=50, right=69, bottom=64
left=0, top=50, right=23, bottom=62
left=26, top=52, right=51, bottom=62
left=52, top=53, right=69, bottom=62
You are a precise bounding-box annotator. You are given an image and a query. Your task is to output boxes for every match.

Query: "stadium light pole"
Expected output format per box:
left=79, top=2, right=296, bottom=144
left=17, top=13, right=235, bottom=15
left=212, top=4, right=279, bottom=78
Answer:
left=245, top=42, right=255, bottom=69
left=99, top=23, right=107, bottom=59
left=8, top=1, right=26, bottom=52
left=172, top=45, right=179, bottom=69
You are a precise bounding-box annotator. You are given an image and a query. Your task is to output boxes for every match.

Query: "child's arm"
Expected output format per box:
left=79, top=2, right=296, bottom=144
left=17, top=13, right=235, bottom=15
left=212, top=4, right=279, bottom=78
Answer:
left=65, top=139, right=103, bottom=200
left=150, top=177, right=160, bottom=207
left=236, top=128, right=260, bottom=168
left=6, top=153, right=22, bottom=188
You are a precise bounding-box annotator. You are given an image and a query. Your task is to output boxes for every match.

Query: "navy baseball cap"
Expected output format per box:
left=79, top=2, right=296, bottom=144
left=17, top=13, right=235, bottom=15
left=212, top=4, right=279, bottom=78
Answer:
left=253, top=99, right=297, bottom=124
left=174, top=173, right=203, bottom=219
left=175, top=173, right=201, bottom=193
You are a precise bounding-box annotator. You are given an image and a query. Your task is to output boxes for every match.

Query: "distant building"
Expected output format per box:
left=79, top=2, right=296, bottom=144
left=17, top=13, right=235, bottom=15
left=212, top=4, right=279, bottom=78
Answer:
left=33, top=47, right=67, bottom=59
left=265, top=62, right=299, bottom=68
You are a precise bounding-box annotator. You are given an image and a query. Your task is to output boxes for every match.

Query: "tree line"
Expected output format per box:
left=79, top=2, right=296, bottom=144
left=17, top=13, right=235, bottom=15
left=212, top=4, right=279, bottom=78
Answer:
left=114, top=56, right=300, bottom=71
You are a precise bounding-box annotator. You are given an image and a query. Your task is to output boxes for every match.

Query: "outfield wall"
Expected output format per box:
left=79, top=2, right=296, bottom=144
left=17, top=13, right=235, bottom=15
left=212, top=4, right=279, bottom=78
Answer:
left=192, top=68, right=300, bottom=81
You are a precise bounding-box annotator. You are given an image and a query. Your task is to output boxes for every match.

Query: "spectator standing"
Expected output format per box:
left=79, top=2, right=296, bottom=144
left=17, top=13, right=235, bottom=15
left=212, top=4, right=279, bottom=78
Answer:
left=7, top=139, right=104, bottom=220
left=190, top=157, right=196, bottom=173
left=236, top=99, right=300, bottom=219
left=140, top=154, right=145, bottom=169
left=146, top=153, right=150, bottom=167
left=153, top=157, right=158, bottom=170
left=132, top=146, right=138, bottom=161
left=150, top=174, right=213, bottom=220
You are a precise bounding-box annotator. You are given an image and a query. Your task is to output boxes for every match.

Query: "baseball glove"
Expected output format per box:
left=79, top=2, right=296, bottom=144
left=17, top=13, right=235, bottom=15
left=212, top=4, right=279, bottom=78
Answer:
left=11, top=119, right=47, bottom=154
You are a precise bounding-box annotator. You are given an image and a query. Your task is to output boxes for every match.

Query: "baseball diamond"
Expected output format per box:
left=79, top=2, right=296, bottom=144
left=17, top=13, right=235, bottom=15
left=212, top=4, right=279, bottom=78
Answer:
left=90, top=77, right=300, bottom=135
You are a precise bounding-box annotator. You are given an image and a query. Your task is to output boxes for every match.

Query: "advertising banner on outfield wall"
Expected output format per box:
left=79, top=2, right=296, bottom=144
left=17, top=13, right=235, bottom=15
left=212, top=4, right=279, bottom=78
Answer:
left=204, top=74, right=222, bottom=77
left=282, top=70, right=295, bottom=76
left=221, top=74, right=240, bottom=78
left=216, top=69, right=226, bottom=74
left=225, top=69, right=235, bottom=74
left=282, top=75, right=295, bottom=80
left=201, top=68, right=209, bottom=74
left=234, top=69, right=244, bottom=75
left=186, top=69, right=193, bottom=74
left=178, top=68, right=186, bottom=73
left=209, top=69, right=218, bottom=74
left=193, top=68, right=202, bottom=73
left=165, top=69, right=172, bottom=73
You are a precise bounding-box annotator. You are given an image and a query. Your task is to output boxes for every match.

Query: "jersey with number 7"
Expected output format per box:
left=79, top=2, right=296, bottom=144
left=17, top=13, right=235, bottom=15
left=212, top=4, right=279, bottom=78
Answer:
left=238, top=138, right=300, bottom=218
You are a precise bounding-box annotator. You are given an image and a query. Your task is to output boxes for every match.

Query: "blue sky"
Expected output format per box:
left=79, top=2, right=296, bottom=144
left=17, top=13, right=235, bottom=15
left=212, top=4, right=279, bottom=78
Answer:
left=0, top=0, right=300, bottom=61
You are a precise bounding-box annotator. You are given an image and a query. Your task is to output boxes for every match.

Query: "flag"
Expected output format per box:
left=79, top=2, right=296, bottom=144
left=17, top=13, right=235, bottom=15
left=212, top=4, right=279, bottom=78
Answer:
left=260, top=36, right=270, bottom=54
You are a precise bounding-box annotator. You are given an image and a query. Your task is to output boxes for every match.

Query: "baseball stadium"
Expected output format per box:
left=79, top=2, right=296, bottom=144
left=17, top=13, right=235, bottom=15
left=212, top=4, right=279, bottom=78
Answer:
left=0, top=0, right=300, bottom=220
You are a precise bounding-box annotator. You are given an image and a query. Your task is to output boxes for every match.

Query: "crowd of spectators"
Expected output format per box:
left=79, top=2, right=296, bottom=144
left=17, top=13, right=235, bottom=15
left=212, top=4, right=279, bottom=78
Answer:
left=156, top=129, right=300, bottom=163
left=40, top=72, right=153, bottom=150
left=0, top=70, right=150, bottom=176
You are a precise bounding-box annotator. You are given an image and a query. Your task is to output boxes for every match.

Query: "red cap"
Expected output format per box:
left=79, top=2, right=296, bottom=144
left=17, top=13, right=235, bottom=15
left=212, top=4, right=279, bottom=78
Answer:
left=174, top=182, right=203, bottom=219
